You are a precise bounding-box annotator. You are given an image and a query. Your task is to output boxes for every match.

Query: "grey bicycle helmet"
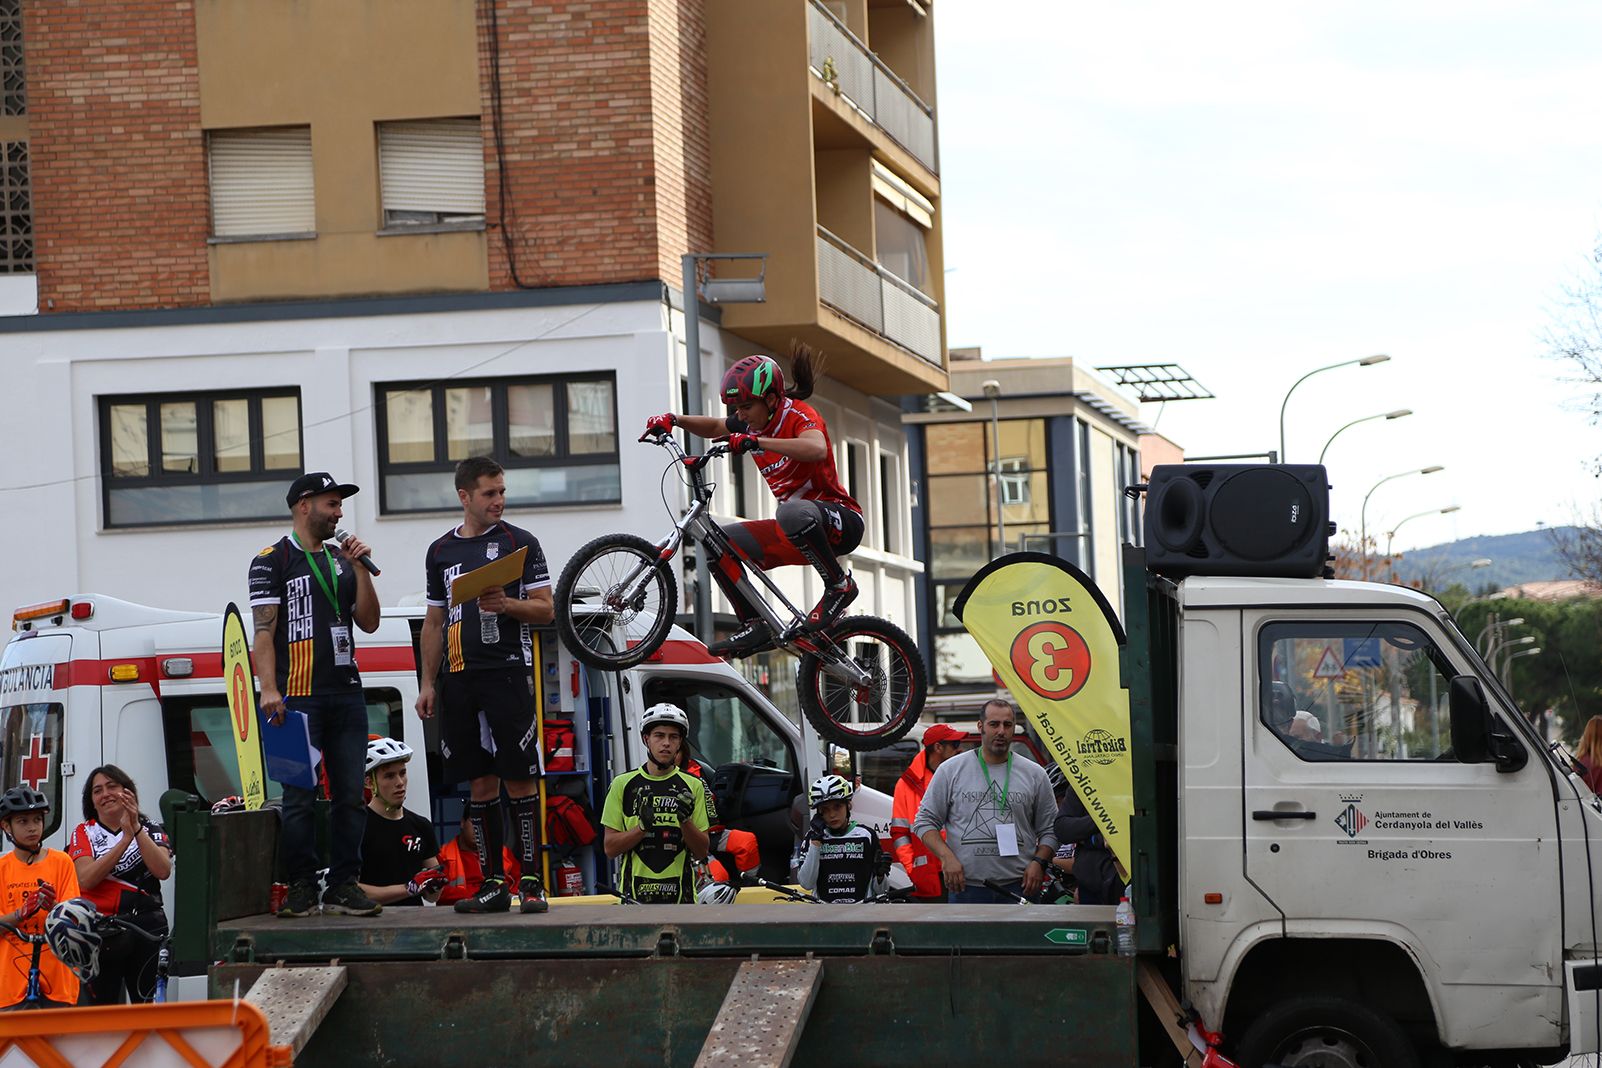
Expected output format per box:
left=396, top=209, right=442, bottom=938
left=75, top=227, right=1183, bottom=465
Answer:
left=0, top=786, right=48, bottom=817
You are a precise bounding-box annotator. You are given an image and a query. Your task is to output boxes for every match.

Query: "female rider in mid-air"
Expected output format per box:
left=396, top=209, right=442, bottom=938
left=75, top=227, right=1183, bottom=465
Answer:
left=644, top=343, right=862, bottom=658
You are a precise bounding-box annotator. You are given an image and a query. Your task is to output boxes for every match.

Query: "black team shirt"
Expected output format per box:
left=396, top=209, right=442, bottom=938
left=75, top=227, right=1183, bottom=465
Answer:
left=248, top=536, right=363, bottom=697
left=424, top=522, right=551, bottom=672
left=359, top=808, right=439, bottom=907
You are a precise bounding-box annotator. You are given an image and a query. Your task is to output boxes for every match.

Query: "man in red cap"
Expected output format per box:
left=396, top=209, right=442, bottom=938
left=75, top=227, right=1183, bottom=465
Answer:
left=890, top=724, right=967, bottom=902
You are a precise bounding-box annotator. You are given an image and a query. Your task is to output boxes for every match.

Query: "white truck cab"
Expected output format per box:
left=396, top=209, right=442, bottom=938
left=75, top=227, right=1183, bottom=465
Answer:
left=1169, top=575, right=1602, bottom=1062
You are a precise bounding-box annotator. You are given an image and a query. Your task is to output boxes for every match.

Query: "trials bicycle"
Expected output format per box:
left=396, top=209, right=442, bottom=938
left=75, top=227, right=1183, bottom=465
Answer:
left=554, top=427, right=926, bottom=750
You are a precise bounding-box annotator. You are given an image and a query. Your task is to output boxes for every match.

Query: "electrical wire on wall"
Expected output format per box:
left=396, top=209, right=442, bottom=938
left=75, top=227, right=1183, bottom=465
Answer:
left=484, top=0, right=541, bottom=289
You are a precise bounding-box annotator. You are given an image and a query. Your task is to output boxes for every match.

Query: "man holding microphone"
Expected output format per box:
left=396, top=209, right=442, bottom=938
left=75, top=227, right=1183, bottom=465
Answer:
left=249, top=472, right=382, bottom=919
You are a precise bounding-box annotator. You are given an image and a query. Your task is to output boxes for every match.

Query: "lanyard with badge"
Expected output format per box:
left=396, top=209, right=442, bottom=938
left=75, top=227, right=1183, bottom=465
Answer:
left=979, top=751, right=1020, bottom=856
left=292, top=533, right=353, bottom=667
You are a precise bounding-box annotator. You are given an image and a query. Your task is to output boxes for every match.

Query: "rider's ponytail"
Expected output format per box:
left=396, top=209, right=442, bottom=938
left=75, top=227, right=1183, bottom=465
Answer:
left=788, top=340, right=826, bottom=401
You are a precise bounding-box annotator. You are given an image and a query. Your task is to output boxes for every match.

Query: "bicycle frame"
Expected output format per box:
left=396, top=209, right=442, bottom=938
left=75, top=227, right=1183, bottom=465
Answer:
left=646, top=434, right=872, bottom=686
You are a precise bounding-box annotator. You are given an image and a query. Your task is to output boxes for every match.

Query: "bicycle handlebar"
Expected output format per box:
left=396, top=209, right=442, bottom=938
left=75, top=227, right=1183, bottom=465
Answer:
left=96, top=915, right=168, bottom=944
left=0, top=920, right=40, bottom=945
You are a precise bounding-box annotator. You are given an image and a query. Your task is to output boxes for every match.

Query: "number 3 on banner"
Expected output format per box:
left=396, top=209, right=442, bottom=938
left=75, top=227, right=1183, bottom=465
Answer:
left=1009, top=621, right=1092, bottom=701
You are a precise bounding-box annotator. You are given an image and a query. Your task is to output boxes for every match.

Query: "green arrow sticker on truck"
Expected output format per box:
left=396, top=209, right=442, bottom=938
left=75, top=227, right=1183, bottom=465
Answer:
left=1044, top=927, right=1089, bottom=947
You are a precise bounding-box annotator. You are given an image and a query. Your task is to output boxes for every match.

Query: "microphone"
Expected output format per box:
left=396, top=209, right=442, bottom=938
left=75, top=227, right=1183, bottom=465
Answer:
left=333, top=528, right=380, bottom=576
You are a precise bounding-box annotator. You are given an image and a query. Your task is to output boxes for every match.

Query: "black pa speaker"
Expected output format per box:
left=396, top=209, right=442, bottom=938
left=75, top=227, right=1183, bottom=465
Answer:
left=1143, top=464, right=1333, bottom=578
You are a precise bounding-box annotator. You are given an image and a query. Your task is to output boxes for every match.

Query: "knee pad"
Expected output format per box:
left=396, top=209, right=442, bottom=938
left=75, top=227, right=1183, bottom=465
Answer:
left=776, top=500, right=822, bottom=540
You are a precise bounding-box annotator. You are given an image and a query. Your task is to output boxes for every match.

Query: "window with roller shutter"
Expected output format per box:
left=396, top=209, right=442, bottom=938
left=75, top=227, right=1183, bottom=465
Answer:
left=206, top=127, right=316, bottom=240
left=377, top=119, right=485, bottom=230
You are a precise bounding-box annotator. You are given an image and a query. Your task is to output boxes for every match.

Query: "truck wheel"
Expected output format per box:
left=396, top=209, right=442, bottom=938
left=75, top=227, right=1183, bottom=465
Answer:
left=1235, top=995, right=1419, bottom=1068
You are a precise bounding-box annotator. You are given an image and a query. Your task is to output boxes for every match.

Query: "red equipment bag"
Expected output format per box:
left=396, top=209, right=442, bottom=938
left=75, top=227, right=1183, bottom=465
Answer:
left=543, top=718, right=576, bottom=772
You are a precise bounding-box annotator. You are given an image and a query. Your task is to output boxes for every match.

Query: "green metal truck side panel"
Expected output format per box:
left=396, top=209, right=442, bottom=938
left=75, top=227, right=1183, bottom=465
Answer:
left=212, top=955, right=1137, bottom=1067
left=1121, top=546, right=1180, bottom=953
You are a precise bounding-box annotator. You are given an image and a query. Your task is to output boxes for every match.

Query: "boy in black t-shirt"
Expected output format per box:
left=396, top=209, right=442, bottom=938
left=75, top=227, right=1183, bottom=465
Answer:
left=416, top=457, right=554, bottom=915
left=358, top=738, right=445, bottom=907
left=248, top=472, right=382, bottom=919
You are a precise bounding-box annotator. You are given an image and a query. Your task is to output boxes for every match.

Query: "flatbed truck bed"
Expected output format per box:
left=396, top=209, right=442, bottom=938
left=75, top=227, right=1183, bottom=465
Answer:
left=209, top=903, right=1138, bottom=1067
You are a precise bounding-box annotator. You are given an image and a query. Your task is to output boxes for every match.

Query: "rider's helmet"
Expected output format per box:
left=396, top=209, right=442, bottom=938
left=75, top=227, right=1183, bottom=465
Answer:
left=696, top=881, right=738, bottom=905
left=1043, top=760, right=1068, bottom=796
left=808, top=774, right=854, bottom=808
left=0, top=786, right=49, bottom=819
left=720, top=355, right=784, bottom=409
left=365, top=736, right=413, bottom=775
left=44, top=898, right=102, bottom=982
left=640, top=703, right=689, bottom=738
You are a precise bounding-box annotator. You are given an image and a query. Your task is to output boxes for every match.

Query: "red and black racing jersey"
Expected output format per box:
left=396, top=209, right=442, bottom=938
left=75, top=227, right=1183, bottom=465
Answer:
left=247, top=536, right=363, bottom=697
left=726, top=398, right=860, bottom=512
left=424, top=522, right=551, bottom=673
left=67, top=817, right=173, bottom=916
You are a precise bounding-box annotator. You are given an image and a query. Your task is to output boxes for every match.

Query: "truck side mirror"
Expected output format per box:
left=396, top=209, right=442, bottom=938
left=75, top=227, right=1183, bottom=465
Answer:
left=1448, top=675, right=1491, bottom=764
left=1449, top=675, right=1528, bottom=773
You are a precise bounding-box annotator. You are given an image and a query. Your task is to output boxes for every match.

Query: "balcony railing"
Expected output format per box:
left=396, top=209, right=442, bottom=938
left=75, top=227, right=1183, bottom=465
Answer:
left=806, top=1, right=937, bottom=174
left=817, top=226, right=940, bottom=366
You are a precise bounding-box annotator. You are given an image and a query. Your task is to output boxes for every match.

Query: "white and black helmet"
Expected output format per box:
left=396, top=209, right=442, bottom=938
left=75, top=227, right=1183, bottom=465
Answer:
left=808, top=774, right=854, bottom=808
left=44, top=898, right=102, bottom=982
left=640, top=703, right=689, bottom=738
left=365, top=736, right=413, bottom=774
left=696, top=881, right=738, bottom=905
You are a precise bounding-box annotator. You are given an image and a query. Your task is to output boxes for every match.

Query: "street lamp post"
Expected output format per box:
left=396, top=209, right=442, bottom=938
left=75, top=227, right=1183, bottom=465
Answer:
left=1359, top=465, right=1444, bottom=578
left=982, top=379, right=1004, bottom=556
left=681, top=251, right=768, bottom=642
left=1504, top=645, right=1543, bottom=688
left=1279, top=354, right=1391, bottom=462
left=1317, top=408, right=1412, bottom=466
left=1385, top=504, right=1460, bottom=558
left=1476, top=614, right=1523, bottom=658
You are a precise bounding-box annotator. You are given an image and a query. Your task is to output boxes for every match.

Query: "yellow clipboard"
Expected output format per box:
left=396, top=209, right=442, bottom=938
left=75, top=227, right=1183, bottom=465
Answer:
left=449, top=545, right=528, bottom=605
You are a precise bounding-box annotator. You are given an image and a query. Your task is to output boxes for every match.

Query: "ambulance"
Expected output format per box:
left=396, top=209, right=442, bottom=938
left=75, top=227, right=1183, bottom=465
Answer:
left=0, top=594, right=897, bottom=978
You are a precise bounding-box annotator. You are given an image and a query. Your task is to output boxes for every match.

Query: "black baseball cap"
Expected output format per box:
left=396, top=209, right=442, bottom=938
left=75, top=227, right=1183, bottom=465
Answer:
left=286, top=472, right=360, bottom=509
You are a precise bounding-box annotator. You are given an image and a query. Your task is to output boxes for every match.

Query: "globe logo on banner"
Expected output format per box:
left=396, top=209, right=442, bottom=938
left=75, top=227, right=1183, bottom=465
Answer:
left=1009, top=621, right=1092, bottom=700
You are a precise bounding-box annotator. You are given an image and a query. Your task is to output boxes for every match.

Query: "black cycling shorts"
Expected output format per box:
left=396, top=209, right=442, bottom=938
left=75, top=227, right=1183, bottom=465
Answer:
left=439, top=667, right=541, bottom=784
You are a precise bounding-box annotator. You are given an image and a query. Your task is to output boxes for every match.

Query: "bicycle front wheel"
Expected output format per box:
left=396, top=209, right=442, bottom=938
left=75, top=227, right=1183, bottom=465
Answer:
left=555, top=533, right=679, bottom=670
left=796, top=615, right=926, bottom=751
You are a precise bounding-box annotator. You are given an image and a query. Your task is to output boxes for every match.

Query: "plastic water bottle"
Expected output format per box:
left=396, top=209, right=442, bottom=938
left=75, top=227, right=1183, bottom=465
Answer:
left=1115, top=896, right=1136, bottom=957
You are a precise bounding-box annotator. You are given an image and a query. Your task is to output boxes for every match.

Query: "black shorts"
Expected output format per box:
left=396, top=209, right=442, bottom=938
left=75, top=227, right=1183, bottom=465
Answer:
left=439, top=666, right=541, bottom=784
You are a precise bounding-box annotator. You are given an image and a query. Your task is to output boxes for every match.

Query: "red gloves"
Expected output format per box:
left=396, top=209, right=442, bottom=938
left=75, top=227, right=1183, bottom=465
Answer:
left=20, top=882, right=55, bottom=920
left=406, top=869, right=450, bottom=898
left=726, top=432, right=760, bottom=455
left=643, top=413, right=677, bottom=436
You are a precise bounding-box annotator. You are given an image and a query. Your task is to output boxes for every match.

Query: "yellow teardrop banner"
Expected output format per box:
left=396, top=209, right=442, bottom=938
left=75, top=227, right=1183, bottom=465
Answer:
left=222, top=602, right=268, bottom=811
left=953, top=552, right=1133, bottom=871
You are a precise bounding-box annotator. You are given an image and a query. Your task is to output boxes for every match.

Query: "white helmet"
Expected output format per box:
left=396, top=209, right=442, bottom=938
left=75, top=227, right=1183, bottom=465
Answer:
left=365, top=736, right=413, bottom=774
left=808, top=774, right=854, bottom=808
left=45, top=898, right=102, bottom=981
left=641, top=703, right=689, bottom=738
left=696, top=881, right=737, bottom=905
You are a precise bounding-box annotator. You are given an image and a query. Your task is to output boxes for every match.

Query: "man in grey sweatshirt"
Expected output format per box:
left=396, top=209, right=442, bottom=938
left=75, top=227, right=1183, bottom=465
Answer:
left=913, top=699, right=1058, bottom=903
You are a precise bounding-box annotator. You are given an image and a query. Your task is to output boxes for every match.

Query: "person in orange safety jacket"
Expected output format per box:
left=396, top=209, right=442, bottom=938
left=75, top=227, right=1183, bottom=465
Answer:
left=682, top=756, right=762, bottom=884
left=892, top=724, right=967, bottom=901
left=436, top=819, right=519, bottom=907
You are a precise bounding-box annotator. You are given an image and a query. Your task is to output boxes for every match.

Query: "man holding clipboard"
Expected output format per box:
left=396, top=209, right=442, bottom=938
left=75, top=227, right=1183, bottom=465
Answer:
left=417, top=457, right=554, bottom=915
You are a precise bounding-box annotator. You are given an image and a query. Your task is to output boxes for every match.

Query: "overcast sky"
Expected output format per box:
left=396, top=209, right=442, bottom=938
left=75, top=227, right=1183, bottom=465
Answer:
left=934, top=2, right=1602, bottom=552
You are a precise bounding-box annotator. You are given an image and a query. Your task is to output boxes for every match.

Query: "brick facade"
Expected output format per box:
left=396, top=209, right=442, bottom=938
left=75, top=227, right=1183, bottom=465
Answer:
left=23, top=0, right=209, bottom=311
left=476, top=0, right=713, bottom=291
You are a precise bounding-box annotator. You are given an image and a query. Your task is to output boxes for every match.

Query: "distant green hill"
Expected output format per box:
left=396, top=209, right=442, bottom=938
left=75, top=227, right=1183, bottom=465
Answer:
left=1392, top=527, right=1582, bottom=591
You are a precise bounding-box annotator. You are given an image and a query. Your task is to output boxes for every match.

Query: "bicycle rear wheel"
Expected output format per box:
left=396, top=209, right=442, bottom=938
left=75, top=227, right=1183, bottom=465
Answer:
left=796, top=615, right=925, bottom=751
left=555, top=533, right=679, bottom=670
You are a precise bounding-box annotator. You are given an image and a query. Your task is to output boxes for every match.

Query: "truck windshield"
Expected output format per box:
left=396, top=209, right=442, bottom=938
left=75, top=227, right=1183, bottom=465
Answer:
left=641, top=678, right=795, bottom=774
left=1259, top=620, right=1457, bottom=761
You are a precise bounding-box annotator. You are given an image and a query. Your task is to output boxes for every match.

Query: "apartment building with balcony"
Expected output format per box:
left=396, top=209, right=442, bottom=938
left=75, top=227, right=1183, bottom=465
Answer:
left=903, top=352, right=1156, bottom=694
left=0, top=1, right=948, bottom=697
